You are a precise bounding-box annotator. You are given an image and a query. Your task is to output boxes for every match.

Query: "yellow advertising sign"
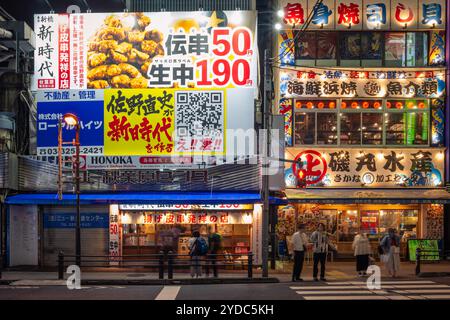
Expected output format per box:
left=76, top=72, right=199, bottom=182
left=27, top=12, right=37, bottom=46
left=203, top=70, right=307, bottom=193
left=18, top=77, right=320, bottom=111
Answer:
left=104, top=88, right=226, bottom=156
left=104, top=89, right=175, bottom=156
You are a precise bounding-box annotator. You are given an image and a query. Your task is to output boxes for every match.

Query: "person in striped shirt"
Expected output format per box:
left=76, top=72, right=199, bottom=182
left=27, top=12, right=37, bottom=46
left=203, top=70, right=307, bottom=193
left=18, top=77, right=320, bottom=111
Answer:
left=310, top=223, right=331, bottom=281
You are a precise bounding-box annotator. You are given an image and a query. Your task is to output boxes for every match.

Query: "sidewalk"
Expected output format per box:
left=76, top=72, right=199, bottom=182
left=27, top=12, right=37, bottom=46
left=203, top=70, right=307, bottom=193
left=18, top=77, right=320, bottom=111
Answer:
left=1, top=261, right=449, bottom=285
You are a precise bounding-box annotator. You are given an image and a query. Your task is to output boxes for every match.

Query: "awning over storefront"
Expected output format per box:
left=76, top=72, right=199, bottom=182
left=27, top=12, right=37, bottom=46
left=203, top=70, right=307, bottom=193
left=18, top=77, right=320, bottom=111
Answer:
left=5, top=192, right=283, bottom=205
left=285, top=188, right=450, bottom=204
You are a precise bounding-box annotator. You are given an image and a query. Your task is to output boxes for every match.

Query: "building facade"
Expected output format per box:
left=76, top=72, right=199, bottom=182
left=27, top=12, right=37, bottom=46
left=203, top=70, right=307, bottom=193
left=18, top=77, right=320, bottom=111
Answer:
left=275, top=0, right=450, bottom=258
left=1, top=4, right=280, bottom=269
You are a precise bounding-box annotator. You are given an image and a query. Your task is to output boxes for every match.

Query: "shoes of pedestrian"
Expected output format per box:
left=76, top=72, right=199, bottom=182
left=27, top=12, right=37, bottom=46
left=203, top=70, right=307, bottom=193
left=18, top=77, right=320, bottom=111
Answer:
left=313, top=278, right=319, bottom=282
left=320, top=278, right=327, bottom=281
left=297, top=278, right=304, bottom=281
left=291, top=278, right=296, bottom=282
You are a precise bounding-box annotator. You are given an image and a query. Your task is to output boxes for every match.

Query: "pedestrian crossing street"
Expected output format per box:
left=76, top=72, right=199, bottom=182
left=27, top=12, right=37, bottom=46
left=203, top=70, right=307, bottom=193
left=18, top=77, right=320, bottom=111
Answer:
left=290, top=280, right=450, bottom=300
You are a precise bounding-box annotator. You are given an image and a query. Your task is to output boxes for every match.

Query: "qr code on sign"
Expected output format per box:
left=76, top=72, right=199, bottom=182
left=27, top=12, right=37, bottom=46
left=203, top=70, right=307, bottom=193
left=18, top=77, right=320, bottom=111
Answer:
left=175, top=91, right=224, bottom=138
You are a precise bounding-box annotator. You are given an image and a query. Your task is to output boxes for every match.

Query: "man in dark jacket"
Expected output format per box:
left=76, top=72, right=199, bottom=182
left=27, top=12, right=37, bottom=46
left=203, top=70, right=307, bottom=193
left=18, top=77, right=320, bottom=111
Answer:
left=206, top=226, right=222, bottom=277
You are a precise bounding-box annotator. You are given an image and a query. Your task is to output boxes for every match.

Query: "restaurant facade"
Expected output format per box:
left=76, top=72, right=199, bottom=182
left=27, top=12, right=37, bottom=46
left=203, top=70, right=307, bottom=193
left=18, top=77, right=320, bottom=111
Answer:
left=275, top=0, right=450, bottom=258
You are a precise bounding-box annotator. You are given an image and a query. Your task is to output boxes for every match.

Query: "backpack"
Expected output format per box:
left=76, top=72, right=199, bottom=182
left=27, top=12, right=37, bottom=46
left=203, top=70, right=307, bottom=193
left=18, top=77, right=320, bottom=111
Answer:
left=192, top=237, right=208, bottom=256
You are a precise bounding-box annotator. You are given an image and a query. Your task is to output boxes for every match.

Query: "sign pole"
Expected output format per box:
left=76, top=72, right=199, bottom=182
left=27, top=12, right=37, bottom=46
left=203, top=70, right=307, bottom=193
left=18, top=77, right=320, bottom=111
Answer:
left=262, top=49, right=272, bottom=278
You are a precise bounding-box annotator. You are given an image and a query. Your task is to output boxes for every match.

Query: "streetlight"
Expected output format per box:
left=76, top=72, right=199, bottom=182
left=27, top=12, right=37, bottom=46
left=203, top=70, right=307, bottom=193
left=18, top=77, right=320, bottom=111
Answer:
left=61, top=113, right=81, bottom=266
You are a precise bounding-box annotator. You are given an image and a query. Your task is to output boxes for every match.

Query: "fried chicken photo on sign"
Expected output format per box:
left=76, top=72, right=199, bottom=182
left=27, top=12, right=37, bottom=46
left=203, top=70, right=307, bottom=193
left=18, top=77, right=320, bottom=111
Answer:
left=86, top=12, right=165, bottom=88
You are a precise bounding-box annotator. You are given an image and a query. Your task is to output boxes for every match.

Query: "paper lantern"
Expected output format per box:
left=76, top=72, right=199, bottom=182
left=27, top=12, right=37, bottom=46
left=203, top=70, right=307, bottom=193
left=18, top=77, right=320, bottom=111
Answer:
left=386, top=101, right=392, bottom=109
left=318, top=102, right=324, bottom=109
left=374, top=102, right=381, bottom=109
left=396, top=102, right=403, bottom=109
left=418, top=102, right=425, bottom=109
left=362, top=101, right=369, bottom=109
left=329, top=101, right=336, bottom=109
left=306, top=102, right=314, bottom=109
left=341, top=102, right=347, bottom=109
left=351, top=102, right=358, bottom=109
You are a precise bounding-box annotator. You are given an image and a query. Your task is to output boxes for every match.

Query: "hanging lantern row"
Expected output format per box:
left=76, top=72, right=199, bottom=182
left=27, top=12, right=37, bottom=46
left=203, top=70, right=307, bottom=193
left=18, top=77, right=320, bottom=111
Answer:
left=295, top=100, right=428, bottom=110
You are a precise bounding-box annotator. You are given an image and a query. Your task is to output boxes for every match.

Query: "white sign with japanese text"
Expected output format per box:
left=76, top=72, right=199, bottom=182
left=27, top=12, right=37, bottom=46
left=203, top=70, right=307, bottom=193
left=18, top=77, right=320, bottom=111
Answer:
left=278, top=0, right=446, bottom=30
left=119, top=204, right=254, bottom=211
left=33, top=11, right=258, bottom=95
left=280, top=67, right=446, bottom=99
left=285, top=148, right=445, bottom=188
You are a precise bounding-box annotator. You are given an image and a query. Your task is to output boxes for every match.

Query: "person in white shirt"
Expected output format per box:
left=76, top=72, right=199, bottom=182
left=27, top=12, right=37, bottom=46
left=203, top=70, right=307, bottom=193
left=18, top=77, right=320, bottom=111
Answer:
left=352, top=232, right=372, bottom=276
left=291, top=224, right=309, bottom=282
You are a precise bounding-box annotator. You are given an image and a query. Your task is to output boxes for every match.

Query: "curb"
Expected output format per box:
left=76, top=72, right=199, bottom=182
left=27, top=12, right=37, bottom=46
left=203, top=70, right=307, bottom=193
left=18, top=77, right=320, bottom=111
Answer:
left=417, top=272, right=450, bottom=278
left=82, top=278, right=280, bottom=286
left=1, top=278, right=279, bottom=286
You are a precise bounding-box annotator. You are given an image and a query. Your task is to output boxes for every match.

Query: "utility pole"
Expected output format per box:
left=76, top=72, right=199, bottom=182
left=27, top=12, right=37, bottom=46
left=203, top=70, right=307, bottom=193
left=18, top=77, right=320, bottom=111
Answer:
left=74, top=124, right=81, bottom=267
left=262, top=48, right=272, bottom=278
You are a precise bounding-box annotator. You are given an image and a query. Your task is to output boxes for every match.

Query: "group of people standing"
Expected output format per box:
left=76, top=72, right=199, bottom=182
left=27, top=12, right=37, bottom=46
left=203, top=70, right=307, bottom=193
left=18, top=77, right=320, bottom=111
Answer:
left=291, top=224, right=402, bottom=281
left=188, top=227, right=222, bottom=278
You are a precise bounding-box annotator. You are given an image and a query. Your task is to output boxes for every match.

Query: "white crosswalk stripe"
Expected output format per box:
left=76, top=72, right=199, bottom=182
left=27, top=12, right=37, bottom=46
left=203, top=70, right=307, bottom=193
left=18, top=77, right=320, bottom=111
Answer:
left=290, top=280, right=450, bottom=300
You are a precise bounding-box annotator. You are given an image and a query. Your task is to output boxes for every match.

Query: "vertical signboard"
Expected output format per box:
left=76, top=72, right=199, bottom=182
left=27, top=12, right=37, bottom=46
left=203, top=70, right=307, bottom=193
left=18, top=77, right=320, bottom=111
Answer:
left=336, top=0, right=363, bottom=30
left=363, top=0, right=390, bottom=30
left=391, top=0, right=418, bottom=30
left=109, top=205, right=121, bottom=265
left=34, top=14, right=59, bottom=89
left=308, top=0, right=335, bottom=29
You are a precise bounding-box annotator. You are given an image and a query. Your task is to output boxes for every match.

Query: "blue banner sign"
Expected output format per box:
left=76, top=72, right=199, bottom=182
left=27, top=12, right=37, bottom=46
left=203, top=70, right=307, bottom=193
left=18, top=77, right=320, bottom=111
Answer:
left=36, top=90, right=104, bottom=156
left=43, top=213, right=109, bottom=228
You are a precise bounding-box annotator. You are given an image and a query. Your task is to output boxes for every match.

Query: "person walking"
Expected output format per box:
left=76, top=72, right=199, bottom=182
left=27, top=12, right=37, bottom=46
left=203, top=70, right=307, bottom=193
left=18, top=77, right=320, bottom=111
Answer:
left=206, top=226, right=222, bottom=278
left=310, top=223, right=330, bottom=281
left=380, top=228, right=401, bottom=278
left=352, top=232, right=371, bottom=277
left=291, top=224, right=309, bottom=282
left=188, top=230, right=208, bottom=278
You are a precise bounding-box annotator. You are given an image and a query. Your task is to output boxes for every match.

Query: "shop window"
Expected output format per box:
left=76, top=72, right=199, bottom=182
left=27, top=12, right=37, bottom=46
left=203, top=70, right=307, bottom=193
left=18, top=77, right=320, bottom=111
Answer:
left=360, top=211, right=379, bottom=238
left=406, top=112, right=428, bottom=145
left=385, top=33, right=406, bottom=67
left=294, top=112, right=315, bottom=144
left=295, top=32, right=316, bottom=63
left=361, top=32, right=382, bottom=67
left=340, top=113, right=361, bottom=144
left=316, top=32, right=337, bottom=66
left=317, top=113, right=337, bottom=145
left=386, top=100, right=429, bottom=145
left=385, top=112, right=405, bottom=145
left=362, top=113, right=383, bottom=145
left=379, top=210, right=418, bottom=239
left=406, top=32, right=428, bottom=67
left=337, top=210, right=358, bottom=242
left=340, top=32, right=361, bottom=67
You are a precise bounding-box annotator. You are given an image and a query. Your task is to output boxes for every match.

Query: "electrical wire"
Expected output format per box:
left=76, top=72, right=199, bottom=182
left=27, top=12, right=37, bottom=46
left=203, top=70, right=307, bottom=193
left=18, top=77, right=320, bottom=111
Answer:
left=271, top=0, right=324, bottom=64
left=272, top=0, right=322, bottom=63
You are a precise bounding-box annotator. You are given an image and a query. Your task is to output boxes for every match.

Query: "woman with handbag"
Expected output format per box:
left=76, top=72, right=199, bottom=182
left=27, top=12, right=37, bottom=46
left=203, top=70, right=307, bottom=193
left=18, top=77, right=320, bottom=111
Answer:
left=380, top=228, right=401, bottom=278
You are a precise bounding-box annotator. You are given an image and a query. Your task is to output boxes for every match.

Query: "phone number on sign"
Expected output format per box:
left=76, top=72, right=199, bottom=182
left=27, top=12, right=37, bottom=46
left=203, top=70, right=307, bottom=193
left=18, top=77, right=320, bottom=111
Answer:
left=37, top=146, right=104, bottom=156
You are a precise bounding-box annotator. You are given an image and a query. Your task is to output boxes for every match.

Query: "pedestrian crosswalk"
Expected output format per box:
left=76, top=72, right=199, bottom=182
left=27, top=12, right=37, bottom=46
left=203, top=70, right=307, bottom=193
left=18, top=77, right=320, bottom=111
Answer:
left=289, top=280, right=450, bottom=300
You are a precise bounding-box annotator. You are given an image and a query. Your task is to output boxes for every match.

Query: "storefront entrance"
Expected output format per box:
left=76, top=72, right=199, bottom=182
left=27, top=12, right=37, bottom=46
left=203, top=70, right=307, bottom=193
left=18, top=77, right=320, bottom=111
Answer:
left=118, top=205, right=254, bottom=258
left=277, top=203, right=440, bottom=259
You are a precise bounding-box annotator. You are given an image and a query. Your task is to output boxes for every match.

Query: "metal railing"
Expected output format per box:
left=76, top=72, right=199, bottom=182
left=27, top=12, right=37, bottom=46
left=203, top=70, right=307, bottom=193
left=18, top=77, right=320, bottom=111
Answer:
left=57, top=251, right=254, bottom=280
